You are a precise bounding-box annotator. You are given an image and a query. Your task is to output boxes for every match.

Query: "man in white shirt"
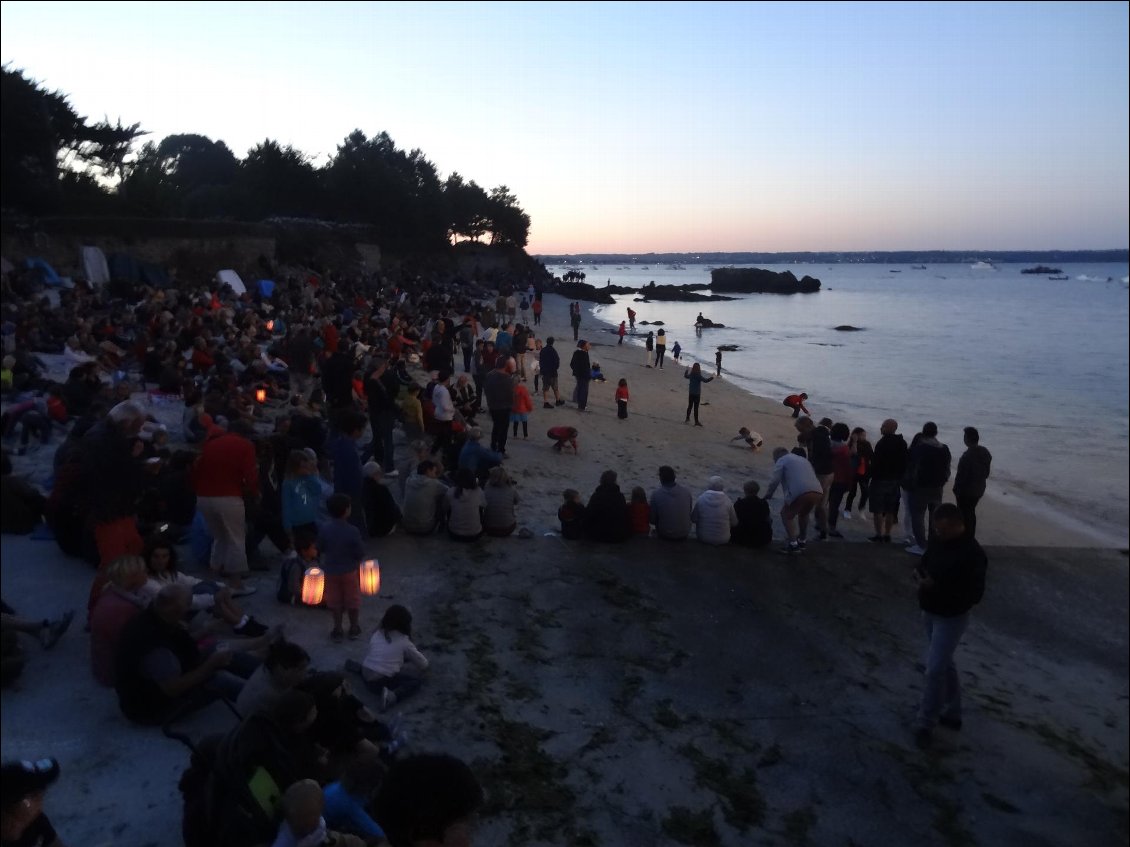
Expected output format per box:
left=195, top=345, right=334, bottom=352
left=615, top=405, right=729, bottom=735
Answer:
left=764, top=447, right=823, bottom=554
left=430, top=371, right=455, bottom=457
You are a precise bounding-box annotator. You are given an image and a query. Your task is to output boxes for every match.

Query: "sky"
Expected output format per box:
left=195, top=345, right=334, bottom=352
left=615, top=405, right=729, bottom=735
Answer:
left=2, top=1, right=1127, bottom=254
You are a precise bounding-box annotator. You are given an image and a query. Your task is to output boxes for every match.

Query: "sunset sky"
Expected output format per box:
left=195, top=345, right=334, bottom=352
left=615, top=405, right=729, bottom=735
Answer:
left=2, top=1, right=1126, bottom=254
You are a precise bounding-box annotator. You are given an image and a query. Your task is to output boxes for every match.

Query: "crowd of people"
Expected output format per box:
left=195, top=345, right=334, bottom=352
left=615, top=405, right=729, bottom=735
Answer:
left=0, top=254, right=997, bottom=840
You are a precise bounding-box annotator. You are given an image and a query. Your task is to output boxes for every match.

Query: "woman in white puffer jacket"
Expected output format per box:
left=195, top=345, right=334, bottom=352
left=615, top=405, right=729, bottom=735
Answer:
left=692, top=476, right=739, bottom=545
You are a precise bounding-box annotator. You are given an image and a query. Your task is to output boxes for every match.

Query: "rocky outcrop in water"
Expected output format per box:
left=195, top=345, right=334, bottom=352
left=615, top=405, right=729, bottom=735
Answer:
left=710, top=267, right=821, bottom=293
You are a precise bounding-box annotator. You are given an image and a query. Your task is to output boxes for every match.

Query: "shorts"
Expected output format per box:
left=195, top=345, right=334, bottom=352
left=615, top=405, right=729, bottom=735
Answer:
left=542, top=375, right=558, bottom=391
left=869, top=481, right=901, bottom=515
left=781, top=490, right=822, bottom=521
left=509, top=413, right=529, bottom=423
left=323, top=571, right=361, bottom=612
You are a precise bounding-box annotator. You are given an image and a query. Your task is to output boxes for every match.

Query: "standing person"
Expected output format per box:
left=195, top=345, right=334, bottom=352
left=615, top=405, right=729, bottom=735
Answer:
left=913, top=504, right=988, bottom=749
left=483, top=360, right=513, bottom=455
left=764, top=447, right=824, bottom=554
left=326, top=410, right=369, bottom=535
left=531, top=296, right=543, bottom=326
left=644, top=332, right=654, bottom=367
left=671, top=340, right=682, bottom=363
left=519, top=295, right=530, bottom=326
left=429, top=371, right=455, bottom=458
left=627, top=307, right=636, bottom=332
left=825, top=423, right=854, bottom=538
left=193, top=420, right=258, bottom=594
left=318, top=493, right=365, bottom=643
left=952, top=427, right=992, bottom=539
left=472, top=339, right=492, bottom=411
left=906, top=422, right=952, bottom=556
left=615, top=378, right=630, bottom=420
left=845, top=426, right=873, bottom=519
left=569, top=341, right=592, bottom=412
left=868, top=419, right=908, bottom=543
left=539, top=336, right=562, bottom=409
left=683, top=363, right=713, bottom=426
left=783, top=392, right=810, bottom=418
left=510, top=373, right=533, bottom=439
left=570, top=304, right=582, bottom=341
left=715, top=348, right=722, bottom=376
left=795, top=416, right=834, bottom=540
left=364, top=358, right=398, bottom=476
left=654, top=329, right=667, bottom=368
left=457, top=321, right=475, bottom=374
left=617, top=321, right=626, bottom=345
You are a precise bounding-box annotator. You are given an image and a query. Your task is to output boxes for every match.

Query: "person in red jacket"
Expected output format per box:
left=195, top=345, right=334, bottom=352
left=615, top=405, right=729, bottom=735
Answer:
left=192, top=421, right=259, bottom=592
left=783, top=392, right=810, bottom=418
left=510, top=375, right=534, bottom=439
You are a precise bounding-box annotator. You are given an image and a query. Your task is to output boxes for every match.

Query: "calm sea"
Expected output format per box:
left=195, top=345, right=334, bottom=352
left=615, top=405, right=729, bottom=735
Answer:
left=554, top=262, right=1130, bottom=546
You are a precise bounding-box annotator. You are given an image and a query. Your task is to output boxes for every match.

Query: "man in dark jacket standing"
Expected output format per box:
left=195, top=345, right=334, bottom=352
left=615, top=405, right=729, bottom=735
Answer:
left=539, top=337, right=563, bottom=408
left=868, top=418, right=908, bottom=543
left=364, top=357, right=400, bottom=476
left=952, top=426, right=992, bottom=539
left=906, top=422, right=952, bottom=555
left=569, top=341, right=592, bottom=412
left=913, top=503, right=987, bottom=749
left=483, top=360, right=513, bottom=455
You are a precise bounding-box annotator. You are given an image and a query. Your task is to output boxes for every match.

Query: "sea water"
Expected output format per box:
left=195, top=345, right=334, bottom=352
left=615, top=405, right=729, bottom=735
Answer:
left=554, top=262, right=1130, bottom=546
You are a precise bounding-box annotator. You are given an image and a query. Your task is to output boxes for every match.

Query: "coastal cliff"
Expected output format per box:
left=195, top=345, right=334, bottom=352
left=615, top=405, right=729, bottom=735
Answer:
left=710, top=267, right=821, bottom=293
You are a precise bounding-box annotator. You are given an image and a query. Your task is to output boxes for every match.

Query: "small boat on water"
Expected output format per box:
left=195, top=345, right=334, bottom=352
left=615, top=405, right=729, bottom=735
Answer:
left=1048, top=275, right=1069, bottom=281
left=971, top=261, right=997, bottom=270
left=1023, top=266, right=1061, bottom=275
left=889, top=269, right=902, bottom=273
left=911, top=265, right=927, bottom=269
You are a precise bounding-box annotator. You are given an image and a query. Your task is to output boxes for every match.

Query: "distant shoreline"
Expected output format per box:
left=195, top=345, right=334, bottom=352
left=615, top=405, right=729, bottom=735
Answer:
left=536, top=251, right=1130, bottom=265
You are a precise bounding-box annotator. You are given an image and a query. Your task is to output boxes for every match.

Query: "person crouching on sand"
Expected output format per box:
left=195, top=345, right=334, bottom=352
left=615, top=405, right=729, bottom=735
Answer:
left=783, top=392, right=810, bottom=418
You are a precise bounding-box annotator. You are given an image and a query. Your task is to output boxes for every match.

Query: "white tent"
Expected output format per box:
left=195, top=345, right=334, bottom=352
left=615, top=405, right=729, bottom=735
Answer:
left=215, top=268, right=246, bottom=295
left=81, top=246, right=110, bottom=285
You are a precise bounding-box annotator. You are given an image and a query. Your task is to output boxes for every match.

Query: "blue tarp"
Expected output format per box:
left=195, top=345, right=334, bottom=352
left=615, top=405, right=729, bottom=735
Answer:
left=257, top=279, right=276, bottom=298
left=25, top=257, right=61, bottom=286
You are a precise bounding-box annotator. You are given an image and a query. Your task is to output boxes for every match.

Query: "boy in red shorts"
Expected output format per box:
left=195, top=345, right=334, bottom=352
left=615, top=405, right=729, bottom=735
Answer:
left=317, top=493, right=365, bottom=643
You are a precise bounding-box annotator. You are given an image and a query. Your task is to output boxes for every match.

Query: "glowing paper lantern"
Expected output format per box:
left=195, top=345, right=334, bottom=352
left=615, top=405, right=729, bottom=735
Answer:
left=360, top=559, right=381, bottom=596
left=255, top=388, right=267, bottom=404
left=301, top=567, right=324, bottom=605
left=266, top=320, right=275, bottom=332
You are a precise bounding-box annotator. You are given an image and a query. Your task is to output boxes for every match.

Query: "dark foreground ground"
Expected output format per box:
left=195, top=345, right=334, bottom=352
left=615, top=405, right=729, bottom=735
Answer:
left=1, top=533, right=1127, bottom=847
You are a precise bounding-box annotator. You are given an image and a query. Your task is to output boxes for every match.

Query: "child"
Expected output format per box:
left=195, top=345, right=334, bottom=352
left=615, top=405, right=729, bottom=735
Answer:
left=361, top=604, right=429, bottom=711
left=547, top=425, right=579, bottom=453
left=317, top=493, right=365, bottom=643
left=362, top=462, right=401, bottom=538
left=615, top=378, right=629, bottom=420
left=628, top=486, right=650, bottom=535
left=282, top=449, right=322, bottom=548
left=558, top=489, right=586, bottom=539
left=671, top=340, right=682, bottom=362
left=398, top=383, right=425, bottom=440
left=733, top=480, right=773, bottom=548
left=731, top=427, right=764, bottom=451
left=715, top=348, right=723, bottom=376
left=531, top=339, right=542, bottom=394
left=510, top=373, right=533, bottom=439
left=590, top=362, right=606, bottom=382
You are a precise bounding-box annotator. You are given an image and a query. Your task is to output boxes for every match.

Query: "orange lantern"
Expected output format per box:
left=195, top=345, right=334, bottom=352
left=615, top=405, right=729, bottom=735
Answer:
left=266, top=320, right=275, bottom=332
left=301, top=567, right=325, bottom=605
left=255, top=388, right=267, bottom=404
left=360, top=559, right=380, bottom=596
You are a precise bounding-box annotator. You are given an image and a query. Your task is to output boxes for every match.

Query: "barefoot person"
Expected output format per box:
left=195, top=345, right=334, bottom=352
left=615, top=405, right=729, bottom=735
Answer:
left=764, top=447, right=823, bottom=555
left=683, top=363, right=712, bottom=426
left=782, top=392, right=810, bottom=418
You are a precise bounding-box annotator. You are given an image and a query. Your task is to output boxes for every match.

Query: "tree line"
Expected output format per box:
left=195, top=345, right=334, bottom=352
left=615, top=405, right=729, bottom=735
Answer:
left=0, top=66, right=531, bottom=251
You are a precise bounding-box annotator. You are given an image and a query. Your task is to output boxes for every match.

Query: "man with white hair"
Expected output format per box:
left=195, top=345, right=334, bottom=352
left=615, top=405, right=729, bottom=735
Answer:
left=691, top=476, right=738, bottom=545
left=764, top=447, right=824, bottom=555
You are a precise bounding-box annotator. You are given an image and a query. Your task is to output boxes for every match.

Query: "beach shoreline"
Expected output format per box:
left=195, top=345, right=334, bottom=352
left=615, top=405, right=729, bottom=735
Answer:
left=537, top=292, right=1125, bottom=549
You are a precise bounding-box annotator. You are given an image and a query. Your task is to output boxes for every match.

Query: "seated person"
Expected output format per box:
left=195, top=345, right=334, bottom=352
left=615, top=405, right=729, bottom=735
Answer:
left=236, top=639, right=311, bottom=718
left=733, top=480, right=773, bottom=548
left=483, top=466, right=519, bottom=537
left=323, top=749, right=388, bottom=842
left=90, top=555, right=148, bottom=687
left=557, top=489, right=585, bottom=540
left=271, top=779, right=366, bottom=847
left=373, top=754, right=483, bottom=847
left=361, top=463, right=402, bottom=538
left=583, top=470, right=631, bottom=542
left=547, top=425, right=579, bottom=453
left=400, top=461, right=448, bottom=536
left=114, top=584, right=258, bottom=724
left=590, top=362, right=606, bottom=382
left=457, top=427, right=503, bottom=482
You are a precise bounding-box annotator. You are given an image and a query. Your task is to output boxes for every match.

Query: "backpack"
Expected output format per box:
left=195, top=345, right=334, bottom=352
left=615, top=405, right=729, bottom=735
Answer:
left=277, top=556, right=303, bottom=604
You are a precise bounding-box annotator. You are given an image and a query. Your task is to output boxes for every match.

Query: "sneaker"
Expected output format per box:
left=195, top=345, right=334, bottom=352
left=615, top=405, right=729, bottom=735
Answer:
left=331, top=628, right=345, bottom=644
left=842, top=510, right=852, bottom=520
left=815, top=531, right=828, bottom=541
left=777, top=541, right=801, bottom=555
left=828, top=530, right=844, bottom=539
left=348, top=625, right=363, bottom=641
left=938, top=715, right=963, bottom=731
left=234, top=617, right=269, bottom=637
left=380, top=688, right=398, bottom=712
left=693, top=422, right=703, bottom=427
left=40, top=610, right=75, bottom=649
left=796, top=539, right=807, bottom=550
left=543, top=402, right=553, bottom=409
left=555, top=400, right=565, bottom=406
left=905, top=544, right=926, bottom=556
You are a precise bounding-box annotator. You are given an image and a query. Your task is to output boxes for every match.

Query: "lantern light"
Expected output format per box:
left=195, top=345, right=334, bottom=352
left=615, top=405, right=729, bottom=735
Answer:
left=266, top=320, right=275, bottom=332
left=255, top=388, right=267, bottom=404
left=360, top=559, right=381, bottom=596
left=301, top=567, right=325, bottom=605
